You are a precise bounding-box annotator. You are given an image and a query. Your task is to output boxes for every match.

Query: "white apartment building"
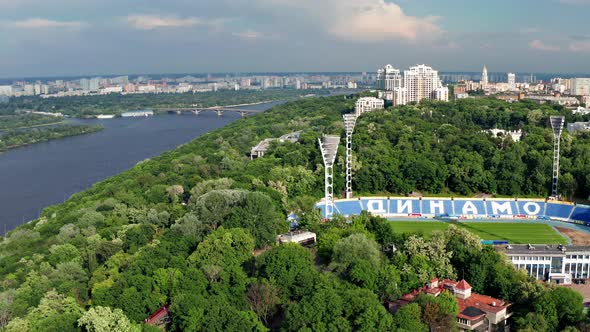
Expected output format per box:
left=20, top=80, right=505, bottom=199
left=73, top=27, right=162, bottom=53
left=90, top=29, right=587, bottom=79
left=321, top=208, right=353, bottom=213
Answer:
left=0, top=85, right=13, bottom=96
left=404, top=64, right=445, bottom=103
left=377, top=64, right=403, bottom=90
left=571, top=78, right=590, bottom=96
left=355, top=97, right=384, bottom=116
left=435, top=86, right=449, bottom=102
left=507, top=73, right=516, bottom=90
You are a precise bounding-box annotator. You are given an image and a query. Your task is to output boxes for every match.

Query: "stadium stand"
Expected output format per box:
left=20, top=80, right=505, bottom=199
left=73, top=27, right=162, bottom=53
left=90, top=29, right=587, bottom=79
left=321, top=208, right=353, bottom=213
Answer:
left=571, top=205, right=590, bottom=224
left=318, top=198, right=590, bottom=225
left=546, top=202, right=575, bottom=220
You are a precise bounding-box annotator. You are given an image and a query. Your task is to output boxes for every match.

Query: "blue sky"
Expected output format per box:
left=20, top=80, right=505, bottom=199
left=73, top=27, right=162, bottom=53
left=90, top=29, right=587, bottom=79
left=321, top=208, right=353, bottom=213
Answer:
left=1, top=0, right=589, bottom=77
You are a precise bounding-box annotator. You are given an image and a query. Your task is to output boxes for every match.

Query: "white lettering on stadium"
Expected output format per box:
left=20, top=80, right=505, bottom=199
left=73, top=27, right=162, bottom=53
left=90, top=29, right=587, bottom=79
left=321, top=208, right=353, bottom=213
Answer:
left=490, top=201, right=513, bottom=215
left=462, top=201, right=479, bottom=215
left=522, top=202, right=541, bottom=215
left=397, top=200, right=413, bottom=214
left=366, top=200, right=386, bottom=214
left=429, top=200, right=445, bottom=214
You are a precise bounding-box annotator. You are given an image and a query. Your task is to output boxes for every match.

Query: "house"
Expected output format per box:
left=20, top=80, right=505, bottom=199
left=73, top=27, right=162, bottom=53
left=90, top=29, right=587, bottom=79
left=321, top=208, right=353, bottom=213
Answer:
left=277, top=230, right=316, bottom=246
left=389, top=278, right=511, bottom=332
left=144, top=305, right=170, bottom=328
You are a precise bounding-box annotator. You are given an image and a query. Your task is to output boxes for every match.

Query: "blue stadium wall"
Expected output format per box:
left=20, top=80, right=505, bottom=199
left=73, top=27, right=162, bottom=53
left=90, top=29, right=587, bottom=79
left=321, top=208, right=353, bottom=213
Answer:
left=317, top=197, right=590, bottom=224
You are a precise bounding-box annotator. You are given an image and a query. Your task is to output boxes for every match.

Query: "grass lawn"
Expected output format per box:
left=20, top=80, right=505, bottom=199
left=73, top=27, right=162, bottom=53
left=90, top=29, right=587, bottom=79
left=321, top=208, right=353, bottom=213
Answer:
left=390, top=221, right=568, bottom=244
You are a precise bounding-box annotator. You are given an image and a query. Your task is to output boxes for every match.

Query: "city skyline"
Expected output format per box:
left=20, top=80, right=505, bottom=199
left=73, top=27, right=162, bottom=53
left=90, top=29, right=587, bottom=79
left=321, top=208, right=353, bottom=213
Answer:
left=1, top=0, right=590, bottom=77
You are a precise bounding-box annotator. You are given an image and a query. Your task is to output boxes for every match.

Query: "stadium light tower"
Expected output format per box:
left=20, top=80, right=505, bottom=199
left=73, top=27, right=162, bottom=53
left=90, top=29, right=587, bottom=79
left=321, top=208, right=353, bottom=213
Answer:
left=319, top=135, right=340, bottom=219
left=549, top=116, right=565, bottom=198
left=343, top=114, right=357, bottom=199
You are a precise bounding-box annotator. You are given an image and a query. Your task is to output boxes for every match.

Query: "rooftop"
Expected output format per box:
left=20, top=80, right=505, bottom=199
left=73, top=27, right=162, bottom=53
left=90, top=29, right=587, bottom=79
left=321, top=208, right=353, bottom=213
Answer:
left=390, top=278, right=510, bottom=322
left=500, top=244, right=590, bottom=255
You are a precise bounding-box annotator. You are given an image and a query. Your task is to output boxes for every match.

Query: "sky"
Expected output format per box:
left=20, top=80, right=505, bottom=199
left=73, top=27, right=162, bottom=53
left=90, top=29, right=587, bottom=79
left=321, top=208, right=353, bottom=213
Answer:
left=1, top=0, right=589, bottom=78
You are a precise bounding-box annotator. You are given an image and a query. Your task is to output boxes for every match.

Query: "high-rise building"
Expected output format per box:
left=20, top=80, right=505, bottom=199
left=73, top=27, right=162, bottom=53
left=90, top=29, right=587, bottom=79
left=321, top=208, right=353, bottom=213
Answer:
left=481, top=65, right=488, bottom=87
left=80, top=78, right=90, bottom=91
left=403, top=64, right=445, bottom=103
left=571, top=78, right=590, bottom=96
left=377, top=64, right=403, bottom=90
left=507, top=73, right=516, bottom=90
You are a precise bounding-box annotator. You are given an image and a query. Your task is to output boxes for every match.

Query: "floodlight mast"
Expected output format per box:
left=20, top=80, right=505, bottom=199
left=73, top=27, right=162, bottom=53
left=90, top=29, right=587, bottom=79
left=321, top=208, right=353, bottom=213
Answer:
left=319, top=135, right=340, bottom=219
left=343, top=114, right=357, bottom=199
left=549, top=116, right=565, bottom=198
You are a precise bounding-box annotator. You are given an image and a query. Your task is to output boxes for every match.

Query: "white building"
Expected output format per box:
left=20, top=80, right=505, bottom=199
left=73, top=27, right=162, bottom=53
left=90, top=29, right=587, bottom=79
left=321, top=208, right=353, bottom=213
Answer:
left=434, top=86, right=449, bottom=102
left=0, top=85, right=13, bottom=96
left=567, top=122, right=590, bottom=133
left=571, top=78, right=590, bottom=96
left=377, top=64, right=403, bottom=90
left=481, top=65, right=488, bottom=88
left=572, top=106, right=590, bottom=115
left=501, top=244, right=590, bottom=284
left=403, top=64, right=446, bottom=103
left=100, top=86, right=123, bottom=94
left=485, top=129, right=523, bottom=141
left=355, top=97, right=384, bottom=116
left=507, top=73, right=516, bottom=91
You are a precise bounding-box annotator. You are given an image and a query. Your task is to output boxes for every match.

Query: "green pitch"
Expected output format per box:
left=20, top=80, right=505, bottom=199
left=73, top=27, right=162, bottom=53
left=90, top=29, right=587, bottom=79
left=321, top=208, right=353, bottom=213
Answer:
left=390, top=221, right=568, bottom=244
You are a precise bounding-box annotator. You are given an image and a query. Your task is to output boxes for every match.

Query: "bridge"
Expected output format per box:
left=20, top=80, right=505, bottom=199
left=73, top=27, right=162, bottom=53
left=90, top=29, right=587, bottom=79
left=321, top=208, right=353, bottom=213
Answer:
left=155, top=107, right=263, bottom=117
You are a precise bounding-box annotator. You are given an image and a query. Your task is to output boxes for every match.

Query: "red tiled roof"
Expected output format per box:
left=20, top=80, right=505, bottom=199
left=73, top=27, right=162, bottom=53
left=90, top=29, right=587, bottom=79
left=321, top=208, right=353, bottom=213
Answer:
left=389, top=278, right=510, bottom=321
left=144, top=305, right=170, bottom=324
left=457, top=293, right=510, bottom=314
left=455, top=279, right=471, bottom=290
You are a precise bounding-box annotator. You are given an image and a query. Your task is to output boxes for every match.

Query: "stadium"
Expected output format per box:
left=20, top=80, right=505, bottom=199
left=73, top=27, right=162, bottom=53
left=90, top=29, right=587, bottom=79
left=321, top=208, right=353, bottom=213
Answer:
left=314, top=110, right=590, bottom=284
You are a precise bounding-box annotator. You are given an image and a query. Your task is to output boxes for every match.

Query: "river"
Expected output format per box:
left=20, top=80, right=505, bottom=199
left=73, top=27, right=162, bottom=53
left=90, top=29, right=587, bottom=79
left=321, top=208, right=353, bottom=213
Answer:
left=0, top=101, right=283, bottom=232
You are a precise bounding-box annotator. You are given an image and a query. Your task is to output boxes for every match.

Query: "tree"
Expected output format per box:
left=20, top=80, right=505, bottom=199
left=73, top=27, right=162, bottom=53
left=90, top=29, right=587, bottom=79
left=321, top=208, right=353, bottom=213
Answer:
left=78, top=306, right=139, bottom=332
left=12, top=290, right=84, bottom=332
left=246, top=281, right=280, bottom=325
left=418, top=291, right=458, bottom=332
left=256, top=244, right=318, bottom=300
left=393, top=303, right=428, bottom=332
left=515, top=312, right=548, bottom=332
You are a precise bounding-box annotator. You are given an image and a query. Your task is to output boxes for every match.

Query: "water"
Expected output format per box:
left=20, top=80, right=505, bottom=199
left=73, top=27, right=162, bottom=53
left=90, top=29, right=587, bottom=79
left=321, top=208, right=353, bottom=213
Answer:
left=0, top=101, right=282, bottom=231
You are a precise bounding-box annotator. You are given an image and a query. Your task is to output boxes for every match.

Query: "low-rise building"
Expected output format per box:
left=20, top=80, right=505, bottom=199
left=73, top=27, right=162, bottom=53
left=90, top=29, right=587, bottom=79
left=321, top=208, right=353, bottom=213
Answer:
left=389, top=278, right=511, bottom=332
left=572, top=106, right=590, bottom=115
left=278, top=230, right=316, bottom=246
left=567, top=122, right=590, bottom=133
left=500, top=244, right=590, bottom=284
left=355, top=97, right=384, bottom=116
left=250, top=131, right=301, bottom=159
left=485, top=129, right=523, bottom=142
left=526, top=95, right=579, bottom=106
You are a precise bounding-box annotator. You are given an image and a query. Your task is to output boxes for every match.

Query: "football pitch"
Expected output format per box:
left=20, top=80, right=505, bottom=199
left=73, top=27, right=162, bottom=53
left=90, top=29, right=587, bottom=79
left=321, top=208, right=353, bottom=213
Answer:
left=390, top=221, right=568, bottom=244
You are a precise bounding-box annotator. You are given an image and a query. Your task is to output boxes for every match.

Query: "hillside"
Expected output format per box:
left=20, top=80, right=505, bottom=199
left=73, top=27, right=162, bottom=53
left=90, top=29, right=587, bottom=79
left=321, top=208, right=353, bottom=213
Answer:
left=0, top=95, right=589, bottom=331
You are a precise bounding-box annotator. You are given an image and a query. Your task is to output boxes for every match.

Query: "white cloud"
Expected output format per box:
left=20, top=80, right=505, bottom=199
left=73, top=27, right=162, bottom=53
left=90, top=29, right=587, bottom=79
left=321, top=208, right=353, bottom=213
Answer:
left=570, top=40, right=590, bottom=52
left=11, top=18, right=84, bottom=29
left=252, top=0, right=443, bottom=42
left=529, top=39, right=560, bottom=51
left=232, top=30, right=267, bottom=40
left=127, top=14, right=225, bottom=30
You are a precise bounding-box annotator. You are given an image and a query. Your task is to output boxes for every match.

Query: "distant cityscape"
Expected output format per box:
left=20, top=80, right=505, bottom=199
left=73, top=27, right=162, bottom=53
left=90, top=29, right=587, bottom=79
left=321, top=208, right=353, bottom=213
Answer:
left=1, top=68, right=590, bottom=122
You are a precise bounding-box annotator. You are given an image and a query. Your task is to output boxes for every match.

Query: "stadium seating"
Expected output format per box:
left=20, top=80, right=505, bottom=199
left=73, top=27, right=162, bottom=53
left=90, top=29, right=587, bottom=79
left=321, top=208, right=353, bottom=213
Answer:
left=545, top=202, right=574, bottom=220
left=571, top=205, right=590, bottom=223
left=319, top=198, right=590, bottom=226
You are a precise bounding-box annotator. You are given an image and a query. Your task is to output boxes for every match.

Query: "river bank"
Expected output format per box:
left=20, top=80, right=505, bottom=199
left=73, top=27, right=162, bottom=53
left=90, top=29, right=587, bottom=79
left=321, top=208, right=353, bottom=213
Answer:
left=0, top=101, right=280, bottom=231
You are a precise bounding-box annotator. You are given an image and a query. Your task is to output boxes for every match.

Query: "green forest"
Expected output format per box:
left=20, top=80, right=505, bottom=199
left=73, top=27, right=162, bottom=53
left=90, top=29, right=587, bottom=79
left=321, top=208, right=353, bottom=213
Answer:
left=0, top=125, right=103, bottom=152
left=0, top=89, right=331, bottom=118
left=0, top=96, right=589, bottom=331
left=0, top=114, right=63, bottom=130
